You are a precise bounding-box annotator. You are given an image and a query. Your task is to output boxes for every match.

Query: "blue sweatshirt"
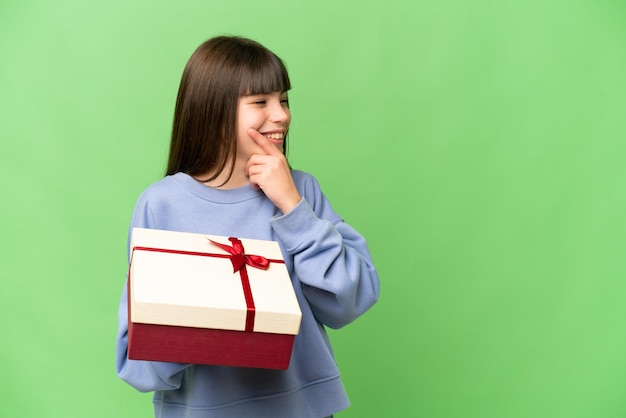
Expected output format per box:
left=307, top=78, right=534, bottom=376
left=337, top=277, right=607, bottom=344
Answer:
left=115, top=171, right=380, bottom=418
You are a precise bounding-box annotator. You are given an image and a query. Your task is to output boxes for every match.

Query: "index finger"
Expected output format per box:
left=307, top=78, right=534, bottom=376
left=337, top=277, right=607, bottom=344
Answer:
left=247, top=128, right=283, bottom=156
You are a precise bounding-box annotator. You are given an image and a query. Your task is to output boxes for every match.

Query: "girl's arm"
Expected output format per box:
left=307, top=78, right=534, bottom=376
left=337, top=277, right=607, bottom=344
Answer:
left=245, top=132, right=380, bottom=326
left=115, top=194, right=191, bottom=392
left=270, top=180, right=380, bottom=329
left=115, top=283, right=190, bottom=392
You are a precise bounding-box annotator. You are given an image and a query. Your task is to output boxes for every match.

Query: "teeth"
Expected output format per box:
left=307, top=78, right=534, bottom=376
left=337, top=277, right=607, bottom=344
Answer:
left=263, top=132, right=284, bottom=140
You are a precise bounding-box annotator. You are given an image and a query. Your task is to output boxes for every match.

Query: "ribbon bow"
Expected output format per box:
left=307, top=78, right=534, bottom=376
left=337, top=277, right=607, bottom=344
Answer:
left=208, top=237, right=270, bottom=273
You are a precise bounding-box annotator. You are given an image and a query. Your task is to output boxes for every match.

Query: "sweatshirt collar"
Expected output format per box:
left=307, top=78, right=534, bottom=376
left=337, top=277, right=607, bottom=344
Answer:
left=169, top=172, right=264, bottom=204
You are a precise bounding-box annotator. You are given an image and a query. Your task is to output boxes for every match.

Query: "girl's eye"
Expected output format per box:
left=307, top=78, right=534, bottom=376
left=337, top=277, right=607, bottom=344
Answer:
left=254, top=100, right=267, bottom=105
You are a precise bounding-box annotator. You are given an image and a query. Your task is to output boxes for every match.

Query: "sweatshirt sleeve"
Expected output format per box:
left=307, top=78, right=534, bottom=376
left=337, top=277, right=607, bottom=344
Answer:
left=115, top=188, right=191, bottom=392
left=269, top=177, right=380, bottom=329
left=115, top=282, right=190, bottom=392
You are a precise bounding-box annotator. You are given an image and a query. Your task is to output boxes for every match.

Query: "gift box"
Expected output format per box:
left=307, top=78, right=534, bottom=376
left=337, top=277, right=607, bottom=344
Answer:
left=127, top=227, right=302, bottom=370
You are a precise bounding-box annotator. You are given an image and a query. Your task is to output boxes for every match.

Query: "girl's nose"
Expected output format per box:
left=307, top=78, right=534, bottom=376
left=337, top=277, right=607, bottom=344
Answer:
left=269, top=100, right=290, bottom=123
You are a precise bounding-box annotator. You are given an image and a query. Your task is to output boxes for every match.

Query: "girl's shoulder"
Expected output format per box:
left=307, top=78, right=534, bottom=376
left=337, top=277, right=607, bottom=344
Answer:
left=290, top=169, right=321, bottom=189
left=132, top=173, right=204, bottom=212
left=136, top=174, right=182, bottom=201
left=290, top=170, right=342, bottom=220
left=290, top=170, right=325, bottom=199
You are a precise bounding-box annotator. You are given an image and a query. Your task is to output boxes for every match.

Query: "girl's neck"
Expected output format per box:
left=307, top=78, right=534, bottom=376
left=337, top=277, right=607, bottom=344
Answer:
left=195, top=161, right=250, bottom=190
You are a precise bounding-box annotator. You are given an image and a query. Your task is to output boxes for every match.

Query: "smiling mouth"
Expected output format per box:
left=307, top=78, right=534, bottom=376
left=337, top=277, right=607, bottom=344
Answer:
left=262, top=132, right=285, bottom=140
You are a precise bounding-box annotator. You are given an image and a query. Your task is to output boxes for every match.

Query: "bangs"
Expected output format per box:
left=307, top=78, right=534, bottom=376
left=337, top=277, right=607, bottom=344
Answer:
left=237, top=50, right=291, bottom=96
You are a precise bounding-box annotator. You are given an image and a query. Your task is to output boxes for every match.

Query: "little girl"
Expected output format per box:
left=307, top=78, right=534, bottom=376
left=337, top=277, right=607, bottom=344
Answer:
left=115, top=35, right=380, bottom=418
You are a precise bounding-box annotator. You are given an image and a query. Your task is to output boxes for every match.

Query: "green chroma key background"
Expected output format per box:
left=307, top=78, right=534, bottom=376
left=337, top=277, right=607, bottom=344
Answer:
left=1, top=1, right=625, bottom=417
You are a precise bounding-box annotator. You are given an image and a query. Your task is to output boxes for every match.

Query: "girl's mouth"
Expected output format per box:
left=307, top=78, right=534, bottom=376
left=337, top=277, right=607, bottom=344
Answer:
left=262, top=132, right=285, bottom=140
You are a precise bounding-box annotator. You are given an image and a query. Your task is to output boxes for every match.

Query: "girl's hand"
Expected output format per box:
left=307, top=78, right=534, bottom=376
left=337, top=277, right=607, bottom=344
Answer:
left=245, top=128, right=301, bottom=214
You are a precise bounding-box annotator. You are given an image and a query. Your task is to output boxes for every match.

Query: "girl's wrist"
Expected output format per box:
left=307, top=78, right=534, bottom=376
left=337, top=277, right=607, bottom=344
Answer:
left=278, top=193, right=302, bottom=215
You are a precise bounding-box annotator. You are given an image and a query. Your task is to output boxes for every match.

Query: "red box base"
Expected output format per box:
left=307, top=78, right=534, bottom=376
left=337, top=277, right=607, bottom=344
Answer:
left=127, top=279, right=295, bottom=370
left=128, top=321, right=295, bottom=370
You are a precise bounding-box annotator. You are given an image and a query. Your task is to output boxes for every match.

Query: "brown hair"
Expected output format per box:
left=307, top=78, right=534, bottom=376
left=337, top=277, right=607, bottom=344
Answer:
left=166, top=36, right=291, bottom=183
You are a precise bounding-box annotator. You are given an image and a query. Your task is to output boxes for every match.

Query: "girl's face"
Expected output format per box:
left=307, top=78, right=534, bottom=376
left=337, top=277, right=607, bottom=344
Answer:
left=235, top=91, right=291, bottom=160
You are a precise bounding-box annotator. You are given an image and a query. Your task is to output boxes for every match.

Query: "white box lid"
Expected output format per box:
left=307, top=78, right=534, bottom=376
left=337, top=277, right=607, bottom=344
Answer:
left=129, top=227, right=302, bottom=335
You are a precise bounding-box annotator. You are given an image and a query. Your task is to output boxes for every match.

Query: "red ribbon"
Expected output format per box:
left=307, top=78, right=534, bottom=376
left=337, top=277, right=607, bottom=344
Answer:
left=208, top=237, right=271, bottom=273
left=133, top=237, right=284, bottom=332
